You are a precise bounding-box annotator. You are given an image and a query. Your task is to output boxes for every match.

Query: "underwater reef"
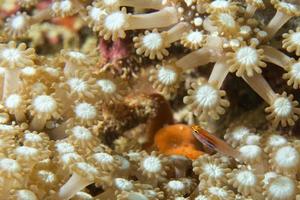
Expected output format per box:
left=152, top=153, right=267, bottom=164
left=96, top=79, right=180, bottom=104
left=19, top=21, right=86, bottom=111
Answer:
left=1, top=0, right=300, bottom=199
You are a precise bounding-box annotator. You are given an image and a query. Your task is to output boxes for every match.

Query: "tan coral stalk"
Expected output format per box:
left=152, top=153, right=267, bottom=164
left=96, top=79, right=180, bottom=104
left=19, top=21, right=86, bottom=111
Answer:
left=245, top=0, right=265, bottom=18
left=208, top=58, right=230, bottom=88
left=282, top=27, right=300, bottom=56
left=175, top=47, right=218, bottom=70
left=97, top=0, right=165, bottom=10
left=265, top=0, right=300, bottom=39
left=261, top=45, right=292, bottom=69
left=133, top=22, right=191, bottom=60
left=99, top=7, right=179, bottom=41
left=58, top=162, right=99, bottom=200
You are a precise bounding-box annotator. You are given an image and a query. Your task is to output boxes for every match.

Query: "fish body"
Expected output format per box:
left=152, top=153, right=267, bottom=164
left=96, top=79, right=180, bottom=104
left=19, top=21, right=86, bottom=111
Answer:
left=191, top=125, right=240, bottom=158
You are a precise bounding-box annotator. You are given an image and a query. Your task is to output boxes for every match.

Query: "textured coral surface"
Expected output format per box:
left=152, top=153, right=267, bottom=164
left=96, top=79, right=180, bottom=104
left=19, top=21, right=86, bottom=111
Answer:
left=1, top=0, right=300, bottom=199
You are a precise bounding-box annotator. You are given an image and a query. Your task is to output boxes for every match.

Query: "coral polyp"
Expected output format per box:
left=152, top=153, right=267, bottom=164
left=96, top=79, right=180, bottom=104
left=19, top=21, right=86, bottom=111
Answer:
left=1, top=0, right=300, bottom=199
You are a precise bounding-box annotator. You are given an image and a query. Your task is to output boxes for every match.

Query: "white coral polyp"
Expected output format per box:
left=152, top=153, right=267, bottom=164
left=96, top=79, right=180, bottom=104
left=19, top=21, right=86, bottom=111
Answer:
left=5, top=94, right=22, bottom=109
left=290, top=62, right=300, bottom=80
left=45, top=67, right=60, bottom=77
left=104, top=12, right=126, bottom=31
left=89, top=7, right=106, bottom=21
left=68, top=51, right=86, bottom=59
left=72, top=126, right=92, bottom=140
left=279, top=2, right=297, bottom=12
left=38, top=170, right=56, bottom=183
left=61, top=153, right=82, bottom=164
left=24, top=132, right=42, bottom=142
left=218, top=13, right=235, bottom=28
left=55, top=142, right=75, bottom=154
left=114, top=178, right=133, bottom=191
left=203, top=163, right=223, bottom=178
left=143, top=33, right=163, bottom=50
left=33, top=95, right=57, bottom=113
left=168, top=180, right=185, bottom=191
left=21, top=66, right=36, bottom=76
left=291, top=32, right=300, bottom=44
left=1, top=48, right=21, bottom=62
left=11, top=15, right=25, bottom=30
left=244, top=135, right=261, bottom=145
left=236, top=47, right=258, bottom=66
left=104, top=0, right=118, bottom=6
left=75, top=102, right=96, bottom=120
left=273, top=97, right=292, bottom=117
left=93, top=153, right=114, bottom=163
left=15, top=146, right=38, bottom=158
left=157, top=67, right=177, bottom=85
left=60, top=0, right=72, bottom=12
left=142, top=156, right=162, bottom=173
left=239, top=145, right=262, bottom=160
left=186, top=31, right=204, bottom=44
left=268, top=176, right=295, bottom=199
left=263, top=171, right=278, bottom=186
left=208, top=187, right=227, bottom=198
left=267, top=135, right=287, bottom=148
left=67, top=78, right=87, bottom=92
left=274, top=146, right=299, bottom=168
left=210, top=0, right=229, bottom=8
left=97, top=79, right=116, bottom=94
left=127, top=192, right=148, bottom=200
left=231, top=127, right=250, bottom=141
left=195, top=195, right=208, bottom=200
left=195, top=85, right=219, bottom=108
left=236, top=170, right=256, bottom=186
left=16, top=190, right=38, bottom=200
left=0, top=158, right=20, bottom=172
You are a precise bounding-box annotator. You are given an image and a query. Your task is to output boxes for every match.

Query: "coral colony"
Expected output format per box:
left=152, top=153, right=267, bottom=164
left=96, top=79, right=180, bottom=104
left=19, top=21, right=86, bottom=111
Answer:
left=2, top=0, right=300, bottom=199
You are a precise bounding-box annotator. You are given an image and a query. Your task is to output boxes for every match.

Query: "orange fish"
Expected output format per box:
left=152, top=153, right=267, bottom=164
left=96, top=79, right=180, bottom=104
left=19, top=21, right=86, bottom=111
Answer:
left=191, top=125, right=240, bottom=158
